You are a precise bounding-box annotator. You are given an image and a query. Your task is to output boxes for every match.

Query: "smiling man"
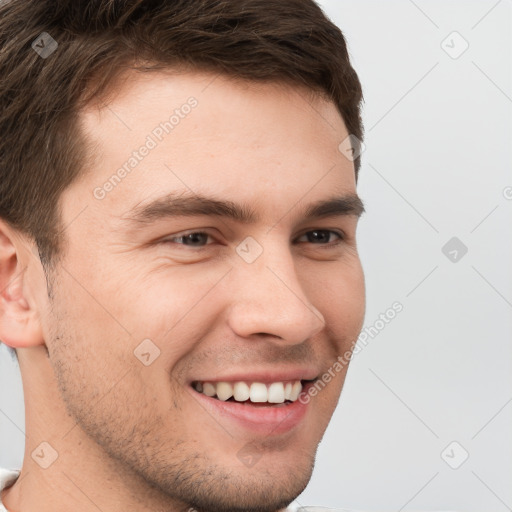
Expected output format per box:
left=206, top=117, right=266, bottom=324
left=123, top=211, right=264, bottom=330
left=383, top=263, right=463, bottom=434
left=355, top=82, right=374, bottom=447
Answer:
left=0, top=1, right=365, bottom=511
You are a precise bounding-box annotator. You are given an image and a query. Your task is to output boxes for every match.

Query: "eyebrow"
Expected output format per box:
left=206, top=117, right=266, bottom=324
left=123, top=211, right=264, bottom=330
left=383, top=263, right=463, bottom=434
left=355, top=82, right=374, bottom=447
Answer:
left=122, top=191, right=365, bottom=226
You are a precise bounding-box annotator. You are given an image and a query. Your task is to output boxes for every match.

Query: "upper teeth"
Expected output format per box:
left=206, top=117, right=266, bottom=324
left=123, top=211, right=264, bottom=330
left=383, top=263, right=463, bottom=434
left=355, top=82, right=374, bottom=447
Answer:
left=194, top=380, right=303, bottom=403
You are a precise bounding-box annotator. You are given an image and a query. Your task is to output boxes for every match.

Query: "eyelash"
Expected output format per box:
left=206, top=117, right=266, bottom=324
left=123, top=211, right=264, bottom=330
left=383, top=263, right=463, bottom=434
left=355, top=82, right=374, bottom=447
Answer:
left=163, top=229, right=345, bottom=249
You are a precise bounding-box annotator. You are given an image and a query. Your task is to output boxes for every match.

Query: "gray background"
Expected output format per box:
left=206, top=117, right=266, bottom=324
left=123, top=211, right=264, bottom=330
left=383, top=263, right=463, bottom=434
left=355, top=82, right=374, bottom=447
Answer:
left=1, top=1, right=511, bottom=511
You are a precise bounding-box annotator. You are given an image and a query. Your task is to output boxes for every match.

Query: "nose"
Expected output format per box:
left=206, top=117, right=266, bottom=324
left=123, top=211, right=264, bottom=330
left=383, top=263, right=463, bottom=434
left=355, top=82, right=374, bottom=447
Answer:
left=225, top=241, right=326, bottom=345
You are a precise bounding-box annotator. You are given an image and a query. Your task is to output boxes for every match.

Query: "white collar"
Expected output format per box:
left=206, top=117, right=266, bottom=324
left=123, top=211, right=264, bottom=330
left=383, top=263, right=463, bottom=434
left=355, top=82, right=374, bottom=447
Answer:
left=0, top=468, right=20, bottom=512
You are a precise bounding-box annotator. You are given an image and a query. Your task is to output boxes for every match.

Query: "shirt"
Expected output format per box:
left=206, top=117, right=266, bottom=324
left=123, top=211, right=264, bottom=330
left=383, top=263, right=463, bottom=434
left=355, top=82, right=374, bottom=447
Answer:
left=0, top=468, right=19, bottom=512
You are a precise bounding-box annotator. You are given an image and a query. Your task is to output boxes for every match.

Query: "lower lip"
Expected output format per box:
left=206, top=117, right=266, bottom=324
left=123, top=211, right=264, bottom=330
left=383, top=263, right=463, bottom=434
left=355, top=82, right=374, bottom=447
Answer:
left=188, top=383, right=314, bottom=435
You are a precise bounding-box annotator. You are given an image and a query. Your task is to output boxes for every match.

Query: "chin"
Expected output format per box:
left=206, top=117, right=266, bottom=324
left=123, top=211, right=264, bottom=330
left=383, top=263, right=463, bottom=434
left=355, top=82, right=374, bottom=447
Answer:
left=183, top=457, right=315, bottom=512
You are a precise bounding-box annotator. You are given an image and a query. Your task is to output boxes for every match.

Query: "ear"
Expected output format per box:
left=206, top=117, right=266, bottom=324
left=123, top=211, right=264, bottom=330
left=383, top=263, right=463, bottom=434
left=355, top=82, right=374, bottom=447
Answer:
left=0, top=219, right=44, bottom=349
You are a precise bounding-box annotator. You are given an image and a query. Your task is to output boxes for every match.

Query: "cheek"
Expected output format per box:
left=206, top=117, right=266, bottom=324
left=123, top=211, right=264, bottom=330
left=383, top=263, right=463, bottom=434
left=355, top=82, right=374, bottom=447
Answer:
left=45, top=287, right=176, bottom=431
left=309, top=259, right=365, bottom=341
left=43, top=268, right=139, bottom=399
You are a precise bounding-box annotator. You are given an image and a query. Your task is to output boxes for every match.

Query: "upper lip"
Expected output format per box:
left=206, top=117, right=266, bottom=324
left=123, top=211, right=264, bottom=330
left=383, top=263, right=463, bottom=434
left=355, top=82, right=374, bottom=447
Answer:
left=189, top=368, right=319, bottom=385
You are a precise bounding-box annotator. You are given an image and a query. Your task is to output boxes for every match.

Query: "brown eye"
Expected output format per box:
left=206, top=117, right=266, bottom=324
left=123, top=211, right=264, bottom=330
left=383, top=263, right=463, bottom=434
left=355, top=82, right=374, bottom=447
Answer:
left=296, top=230, right=343, bottom=245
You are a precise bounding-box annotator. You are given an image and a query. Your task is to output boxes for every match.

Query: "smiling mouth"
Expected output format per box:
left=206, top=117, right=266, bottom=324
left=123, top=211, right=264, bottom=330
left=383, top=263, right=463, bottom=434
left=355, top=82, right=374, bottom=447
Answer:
left=191, top=379, right=316, bottom=406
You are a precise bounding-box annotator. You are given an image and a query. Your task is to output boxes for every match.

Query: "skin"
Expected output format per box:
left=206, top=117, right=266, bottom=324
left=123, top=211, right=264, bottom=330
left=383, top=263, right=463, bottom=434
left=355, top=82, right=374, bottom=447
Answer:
left=0, top=70, right=365, bottom=512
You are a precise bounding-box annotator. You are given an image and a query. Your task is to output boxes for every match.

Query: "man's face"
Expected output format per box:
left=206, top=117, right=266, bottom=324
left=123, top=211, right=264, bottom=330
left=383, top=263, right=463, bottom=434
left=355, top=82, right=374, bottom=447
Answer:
left=40, top=71, right=365, bottom=511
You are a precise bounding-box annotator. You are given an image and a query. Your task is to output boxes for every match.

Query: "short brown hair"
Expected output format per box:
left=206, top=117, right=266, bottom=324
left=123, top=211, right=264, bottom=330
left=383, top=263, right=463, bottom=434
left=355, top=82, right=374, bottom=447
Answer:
left=0, top=0, right=363, bottom=270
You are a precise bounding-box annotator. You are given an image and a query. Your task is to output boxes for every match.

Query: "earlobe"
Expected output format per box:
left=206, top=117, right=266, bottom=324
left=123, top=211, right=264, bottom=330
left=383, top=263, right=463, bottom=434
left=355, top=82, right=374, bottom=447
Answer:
left=0, top=222, right=45, bottom=349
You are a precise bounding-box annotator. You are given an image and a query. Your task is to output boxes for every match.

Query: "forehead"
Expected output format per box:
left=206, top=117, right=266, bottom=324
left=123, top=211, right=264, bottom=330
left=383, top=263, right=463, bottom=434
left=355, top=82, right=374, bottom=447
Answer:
left=70, top=70, right=356, bottom=227
left=79, top=69, right=348, bottom=149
